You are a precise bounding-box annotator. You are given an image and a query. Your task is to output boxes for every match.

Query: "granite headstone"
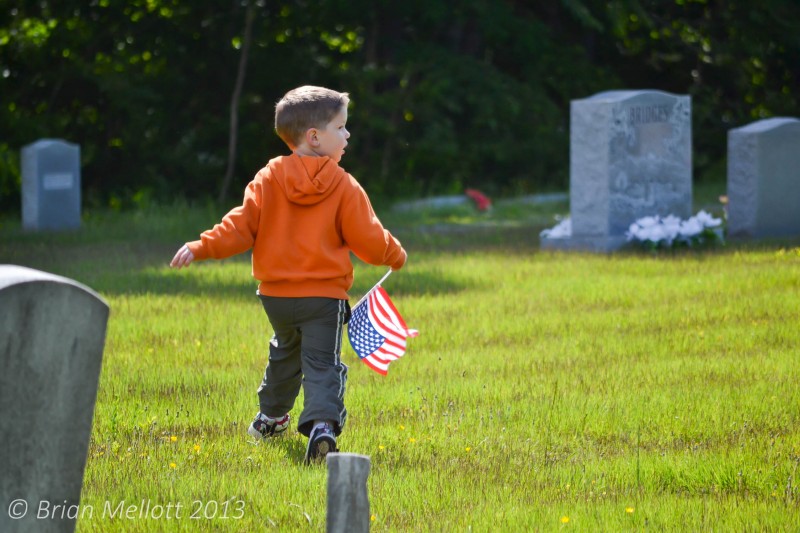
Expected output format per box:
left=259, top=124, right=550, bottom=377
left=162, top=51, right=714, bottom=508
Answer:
left=542, top=90, right=692, bottom=252
left=22, top=139, right=81, bottom=231
left=727, top=117, right=800, bottom=238
left=0, top=266, right=108, bottom=533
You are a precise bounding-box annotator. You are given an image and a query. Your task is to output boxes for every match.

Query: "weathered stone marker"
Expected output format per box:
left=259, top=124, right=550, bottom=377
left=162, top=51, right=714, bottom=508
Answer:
left=326, top=453, right=370, bottom=533
left=541, top=89, right=693, bottom=252
left=22, top=139, right=81, bottom=231
left=727, top=117, right=800, bottom=239
left=0, top=265, right=108, bottom=533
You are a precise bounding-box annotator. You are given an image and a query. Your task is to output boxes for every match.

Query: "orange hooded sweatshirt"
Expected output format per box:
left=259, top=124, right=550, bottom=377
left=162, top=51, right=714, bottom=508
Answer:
left=187, top=154, right=407, bottom=300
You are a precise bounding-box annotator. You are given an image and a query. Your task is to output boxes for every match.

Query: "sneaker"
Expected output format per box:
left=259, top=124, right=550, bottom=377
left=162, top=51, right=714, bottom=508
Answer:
left=304, top=423, right=337, bottom=464
left=247, top=413, right=290, bottom=440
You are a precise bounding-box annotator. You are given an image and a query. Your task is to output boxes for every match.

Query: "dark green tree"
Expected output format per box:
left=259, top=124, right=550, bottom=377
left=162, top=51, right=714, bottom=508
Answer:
left=1, top=0, right=797, bottom=211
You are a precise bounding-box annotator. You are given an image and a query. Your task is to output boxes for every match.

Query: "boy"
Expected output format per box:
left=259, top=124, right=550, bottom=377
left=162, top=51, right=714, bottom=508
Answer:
left=170, top=86, right=407, bottom=463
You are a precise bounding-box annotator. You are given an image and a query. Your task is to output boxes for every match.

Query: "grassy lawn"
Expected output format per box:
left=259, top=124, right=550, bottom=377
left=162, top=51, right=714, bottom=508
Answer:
left=1, top=190, right=799, bottom=531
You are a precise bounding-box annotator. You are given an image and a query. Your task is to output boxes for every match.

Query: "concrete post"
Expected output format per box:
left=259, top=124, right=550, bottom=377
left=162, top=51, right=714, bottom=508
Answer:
left=326, top=453, right=371, bottom=533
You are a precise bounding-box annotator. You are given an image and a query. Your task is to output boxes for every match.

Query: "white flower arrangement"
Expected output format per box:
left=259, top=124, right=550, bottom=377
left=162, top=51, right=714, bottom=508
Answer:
left=626, top=210, right=724, bottom=249
left=539, top=217, right=571, bottom=239
left=539, top=210, right=725, bottom=250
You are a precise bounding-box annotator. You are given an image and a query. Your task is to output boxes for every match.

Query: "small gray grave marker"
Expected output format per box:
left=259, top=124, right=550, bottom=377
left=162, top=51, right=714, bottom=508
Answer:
left=542, top=90, right=692, bottom=252
left=326, top=453, right=370, bottom=533
left=22, top=139, right=81, bottom=231
left=0, top=265, right=108, bottom=533
left=727, top=117, right=800, bottom=239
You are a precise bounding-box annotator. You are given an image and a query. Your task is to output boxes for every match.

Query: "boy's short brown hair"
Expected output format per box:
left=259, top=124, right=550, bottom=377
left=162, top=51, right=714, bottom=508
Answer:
left=275, top=86, right=350, bottom=149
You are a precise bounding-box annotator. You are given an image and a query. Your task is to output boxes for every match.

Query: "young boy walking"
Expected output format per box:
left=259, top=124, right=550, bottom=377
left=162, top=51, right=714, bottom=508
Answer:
left=170, top=86, right=407, bottom=463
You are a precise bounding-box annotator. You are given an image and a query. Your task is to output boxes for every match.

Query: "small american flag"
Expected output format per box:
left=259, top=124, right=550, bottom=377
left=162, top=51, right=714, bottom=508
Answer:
left=347, top=286, right=418, bottom=375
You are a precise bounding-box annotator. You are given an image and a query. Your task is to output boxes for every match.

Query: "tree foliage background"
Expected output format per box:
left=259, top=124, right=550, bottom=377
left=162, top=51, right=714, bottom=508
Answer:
left=1, top=0, right=798, bottom=211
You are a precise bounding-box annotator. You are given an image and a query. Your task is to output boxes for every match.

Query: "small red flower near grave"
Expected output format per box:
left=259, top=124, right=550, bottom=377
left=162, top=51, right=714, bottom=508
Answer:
left=465, top=188, right=492, bottom=212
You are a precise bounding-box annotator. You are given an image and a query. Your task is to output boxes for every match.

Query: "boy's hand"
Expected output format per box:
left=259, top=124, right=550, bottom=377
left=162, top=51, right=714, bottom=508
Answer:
left=170, top=244, right=194, bottom=269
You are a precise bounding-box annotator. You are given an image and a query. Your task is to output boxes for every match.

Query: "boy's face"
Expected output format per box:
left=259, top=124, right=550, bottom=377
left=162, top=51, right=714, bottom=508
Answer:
left=311, top=107, right=350, bottom=162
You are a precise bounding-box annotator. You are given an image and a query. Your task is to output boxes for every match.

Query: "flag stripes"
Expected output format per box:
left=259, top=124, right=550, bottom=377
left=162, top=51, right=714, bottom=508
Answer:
left=347, top=286, right=418, bottom=375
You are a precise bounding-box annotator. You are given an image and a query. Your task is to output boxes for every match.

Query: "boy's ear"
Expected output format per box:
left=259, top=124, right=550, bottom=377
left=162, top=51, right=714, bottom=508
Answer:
left=304, top=128, right=319, bottom=147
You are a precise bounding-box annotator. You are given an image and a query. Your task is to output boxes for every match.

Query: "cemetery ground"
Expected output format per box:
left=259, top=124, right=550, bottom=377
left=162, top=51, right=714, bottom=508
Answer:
left=1, top=183, right=799, bottom=531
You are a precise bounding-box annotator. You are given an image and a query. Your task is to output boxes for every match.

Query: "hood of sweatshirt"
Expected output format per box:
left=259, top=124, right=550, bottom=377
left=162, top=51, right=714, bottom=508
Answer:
left=272, top=154, right=346, bottom=206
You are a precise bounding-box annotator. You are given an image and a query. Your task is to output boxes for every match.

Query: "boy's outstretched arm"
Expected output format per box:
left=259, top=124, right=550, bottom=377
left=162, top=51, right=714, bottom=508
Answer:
left=170, top=177, right=261, bottom=269
left=170, top=244, right=195, bottom=269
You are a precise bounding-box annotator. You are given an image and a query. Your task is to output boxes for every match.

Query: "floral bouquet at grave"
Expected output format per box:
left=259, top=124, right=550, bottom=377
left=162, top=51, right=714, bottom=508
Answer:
left=539, top=216, right=571, bottom=239
left=625, top=210, right=725, bottom=251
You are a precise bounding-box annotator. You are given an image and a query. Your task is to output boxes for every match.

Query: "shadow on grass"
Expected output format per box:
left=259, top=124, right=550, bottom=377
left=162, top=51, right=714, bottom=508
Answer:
left=97, top=264, right=258, bottom=299
left=604, top=235, right=800, bottom=260
left=349, top=264, right=481, bottom=300
left=393, top=223, right=547, bottom=254
left=5, top=232, right=796, bottom=302
left=0, top=240, right=256, bottom=299
left=269, top=437, right=313, bottom=465
left=1, top=236, right=478, bottom=300
left=4, top=203, right=796, bottom=301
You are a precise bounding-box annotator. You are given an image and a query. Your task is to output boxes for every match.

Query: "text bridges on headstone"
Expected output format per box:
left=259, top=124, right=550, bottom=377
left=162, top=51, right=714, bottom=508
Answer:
left=541, top=89, right=692, bottom=252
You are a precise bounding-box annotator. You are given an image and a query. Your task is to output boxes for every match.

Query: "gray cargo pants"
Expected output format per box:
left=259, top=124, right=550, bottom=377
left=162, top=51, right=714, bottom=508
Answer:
left=256, top=295, right=350, bottom=437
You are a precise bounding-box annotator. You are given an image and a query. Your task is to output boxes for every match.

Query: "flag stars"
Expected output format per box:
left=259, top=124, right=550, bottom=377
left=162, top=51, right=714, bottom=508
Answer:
left=347, top=285, right=416, bottom=374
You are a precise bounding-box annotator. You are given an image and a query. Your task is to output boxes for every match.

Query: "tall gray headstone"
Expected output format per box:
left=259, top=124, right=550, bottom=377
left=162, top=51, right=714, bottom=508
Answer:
left=727, top=117, right=800, bottom=238
left=326, top=453, right=370, bottom=533
left=541, top=90, right=692, bottom=252
left=0, top=265, right=108, bottom=533
left=22, top=139, right=81, bottom=231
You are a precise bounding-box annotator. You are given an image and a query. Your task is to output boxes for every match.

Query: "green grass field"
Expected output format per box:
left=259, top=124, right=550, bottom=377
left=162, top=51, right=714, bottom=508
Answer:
left=2, top=194, right=799, bottom=531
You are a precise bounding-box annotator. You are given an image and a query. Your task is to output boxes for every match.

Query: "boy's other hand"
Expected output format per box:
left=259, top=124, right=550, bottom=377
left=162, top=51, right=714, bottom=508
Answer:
left=170, top=244, right=194, bottom=269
